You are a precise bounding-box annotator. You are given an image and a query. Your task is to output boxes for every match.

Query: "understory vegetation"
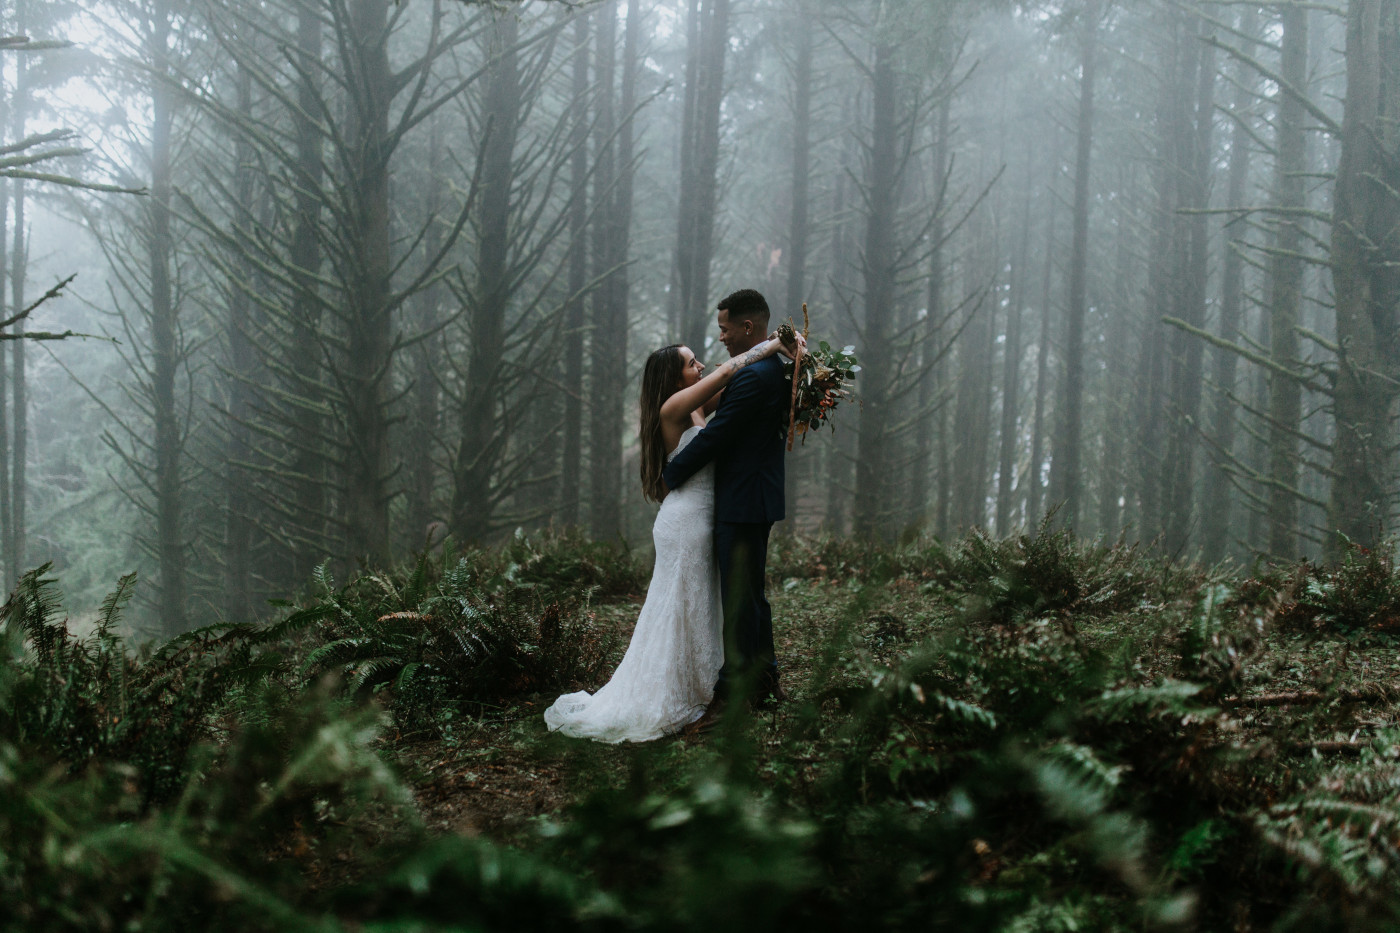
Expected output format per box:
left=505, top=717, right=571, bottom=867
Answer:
left=7, top=527, right=1400, bottom=930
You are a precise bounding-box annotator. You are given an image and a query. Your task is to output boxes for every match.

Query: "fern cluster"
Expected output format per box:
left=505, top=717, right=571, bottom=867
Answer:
left=301, top=553, right=613, bottom=734
left=0, top=565, right=327, bottom=805
left=6, top=531, right=1400, bottom=930
left=1279, top=542, right=1400, bottom=635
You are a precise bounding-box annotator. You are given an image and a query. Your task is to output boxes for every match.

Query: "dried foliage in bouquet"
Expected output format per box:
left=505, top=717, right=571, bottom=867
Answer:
left=776, top=303, right=859, bottom=450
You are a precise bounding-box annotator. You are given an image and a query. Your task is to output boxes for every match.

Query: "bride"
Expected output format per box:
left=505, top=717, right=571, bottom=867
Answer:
left=544, top=332, right=797, bottom=743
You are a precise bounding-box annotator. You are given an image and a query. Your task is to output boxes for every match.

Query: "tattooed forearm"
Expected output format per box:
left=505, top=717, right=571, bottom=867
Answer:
left=728, top=341, right=770, bottom=373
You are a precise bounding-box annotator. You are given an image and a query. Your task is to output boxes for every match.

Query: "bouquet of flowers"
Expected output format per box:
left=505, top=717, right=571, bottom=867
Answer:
left=776, top=304, right=860, bottom=450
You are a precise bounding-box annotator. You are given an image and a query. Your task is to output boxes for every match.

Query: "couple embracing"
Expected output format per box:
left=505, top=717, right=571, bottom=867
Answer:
left=545, top=288, right=803, bottom=743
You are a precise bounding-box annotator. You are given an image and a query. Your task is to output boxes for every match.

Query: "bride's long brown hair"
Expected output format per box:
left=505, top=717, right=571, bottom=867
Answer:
left=639, top=344, right=685, bottom=503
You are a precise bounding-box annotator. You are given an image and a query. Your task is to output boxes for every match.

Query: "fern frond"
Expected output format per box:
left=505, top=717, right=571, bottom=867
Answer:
left=1092, top=680, right=1212, bottom=722
left=2, top=564, right=65, bottom=661
left=302, top=638, right=371, bottom=674
left=94, top=572, right=138, bottom=639
left=254, top=604, right=338, bottom=644
left=928, top=691, right=998, bottom=730
left=311, top=560, right=335, bottom=596
left=349, top=656, right=401, bottom=693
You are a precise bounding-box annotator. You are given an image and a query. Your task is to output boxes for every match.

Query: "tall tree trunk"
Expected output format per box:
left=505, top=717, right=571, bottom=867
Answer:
left=1266, top=5, right=1309, bottom=559
left=951, top=218, right=997, bottom=531
left=452, top=12, right=521, bottom=543
left=1027, top=196, right=1055, bottom=527
left=150, top=0, right=185, bottom=634
left=915, top=97, right=950, bottom=533
left=781, top=15, right=812, bottom=532
left=224, top=31, right=257, bottom=622
left=825, top=114, right=858, bottom=534
left=1162, top=8, right=1217, bottom=555
left=1048, top=0, right=1099, bottom=532
left=1135, top=12, right=1181, bottom=545
left=1327, top=0, right=1400, bottom=554
left=587, top=2, right=621, bottom=539
left=10, top=195, right=24, bottom=587
left=853, top=40, right=898, bottom=540
left=342, top=0, right=395, bottom=566
left=606, top=0, right=640, bottom=523
left=560, top=12, right=589, bottom=529
left=8, top=0, right=25, bottom=587
left=0, top=81, right=10, bottom=587
left=677, top=0, right=730, bottom=355
left=407, top=116, right=444, bottom=544
left=668, top=0, right=700, bottom=339
left=1201, top=7, right=1259, bottom=563
left=288, top=0, right=326, bottom=578
left=996, top=153, right=1032, bottom=537
left=1097, top=167, right=1135, bottom=538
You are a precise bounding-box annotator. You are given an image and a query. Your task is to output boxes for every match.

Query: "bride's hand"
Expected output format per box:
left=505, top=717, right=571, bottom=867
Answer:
left=769, top=330, right=806, bottom=358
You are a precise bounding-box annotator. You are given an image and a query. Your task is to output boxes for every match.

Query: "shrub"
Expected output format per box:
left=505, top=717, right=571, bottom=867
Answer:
left=1281, top=542, right=1400, bottom=635
left=0, top=565, right=315, bottom=805
left=301, top=554, right=614, bottom=734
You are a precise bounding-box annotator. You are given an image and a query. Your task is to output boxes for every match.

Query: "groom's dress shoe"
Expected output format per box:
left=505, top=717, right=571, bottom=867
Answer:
left=685, top=699, right=726, bottom=736
left=751, top=682, right=787, bottom=710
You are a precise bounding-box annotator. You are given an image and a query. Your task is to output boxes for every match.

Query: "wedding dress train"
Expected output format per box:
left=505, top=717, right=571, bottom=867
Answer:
left=544, top=425, right=723, bottom=743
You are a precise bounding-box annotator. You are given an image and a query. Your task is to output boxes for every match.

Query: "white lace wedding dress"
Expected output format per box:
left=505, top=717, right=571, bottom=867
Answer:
left=544, top=425, right=723, bottom=743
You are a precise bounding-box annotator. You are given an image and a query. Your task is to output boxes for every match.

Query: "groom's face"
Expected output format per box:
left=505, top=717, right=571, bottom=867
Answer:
left=716, top=309, right=758, bottom=358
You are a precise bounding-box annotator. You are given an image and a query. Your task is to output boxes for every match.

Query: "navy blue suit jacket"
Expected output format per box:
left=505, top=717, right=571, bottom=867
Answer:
left=662, top=355, right=786, bottom=524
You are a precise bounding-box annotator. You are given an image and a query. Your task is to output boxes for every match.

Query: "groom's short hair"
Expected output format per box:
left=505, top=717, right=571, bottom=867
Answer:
left=717, top=288, right=770, bottom=327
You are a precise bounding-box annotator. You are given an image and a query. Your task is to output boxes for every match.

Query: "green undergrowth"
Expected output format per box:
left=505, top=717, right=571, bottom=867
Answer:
left=5, top=529, right=1400, bottom=930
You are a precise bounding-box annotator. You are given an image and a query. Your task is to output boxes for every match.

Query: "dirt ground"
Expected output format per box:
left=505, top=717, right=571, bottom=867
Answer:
left=394, top=578, right=947, bottom=843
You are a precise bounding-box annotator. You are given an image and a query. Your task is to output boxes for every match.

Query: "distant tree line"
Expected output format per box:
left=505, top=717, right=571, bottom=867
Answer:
left=0, top=0, right=1395, bottom=634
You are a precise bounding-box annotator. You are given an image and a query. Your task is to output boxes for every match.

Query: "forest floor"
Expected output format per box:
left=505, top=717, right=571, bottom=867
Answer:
left=18, top=531, right=1400, bottom=929
left=394, top=578, right=943, bottom=842
left=387, top=572, right=1400, bottom=851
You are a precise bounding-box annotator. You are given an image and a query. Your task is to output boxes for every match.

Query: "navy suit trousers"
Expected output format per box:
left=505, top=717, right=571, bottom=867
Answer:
left=714, top=520, right=777, bottom=699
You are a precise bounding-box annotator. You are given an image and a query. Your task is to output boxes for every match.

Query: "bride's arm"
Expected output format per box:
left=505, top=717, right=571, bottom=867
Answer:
left=703, top=388, right=724, bottom=416
left=659, top=337, right=783, bottom=421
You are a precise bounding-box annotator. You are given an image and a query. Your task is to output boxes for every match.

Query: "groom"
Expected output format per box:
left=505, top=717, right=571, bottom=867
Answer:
left=664, top=288, right=787, bottom=729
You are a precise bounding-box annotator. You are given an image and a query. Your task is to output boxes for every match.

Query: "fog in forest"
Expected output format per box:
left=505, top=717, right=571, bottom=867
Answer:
left=2, top=0, right=1395, bottom=635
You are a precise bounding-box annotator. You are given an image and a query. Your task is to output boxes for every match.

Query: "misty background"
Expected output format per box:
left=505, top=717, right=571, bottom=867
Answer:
left=2, top=0, right=1394, bottom=635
